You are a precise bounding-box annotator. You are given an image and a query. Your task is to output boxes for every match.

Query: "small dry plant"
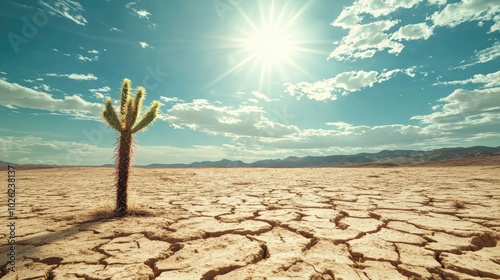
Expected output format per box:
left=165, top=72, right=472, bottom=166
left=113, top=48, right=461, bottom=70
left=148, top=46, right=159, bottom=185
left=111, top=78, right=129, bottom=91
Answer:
left=451, top=198, right=466, bottom=209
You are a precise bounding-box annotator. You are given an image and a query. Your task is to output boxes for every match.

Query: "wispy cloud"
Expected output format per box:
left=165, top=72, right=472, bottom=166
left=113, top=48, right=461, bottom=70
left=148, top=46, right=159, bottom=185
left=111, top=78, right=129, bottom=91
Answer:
left=430, top=0, right=500, bottom=32
left=165, top=99, right=298, bottom=138
left=77, top=54, right=99, bottom=62
left=126, top=1, right=155, bottom=28
left=0, top=79, right=101, bottom=119
left=0, top=135, right=272, bottom=165
left=251, top=91, right=272, bottom=102
left=47, top=73, right=98, bottom=80
left=0, top=136, right=112, bottom=165
left=412, top=87, right=500, bottom=134
left=139, top=41, right=152, bottom=49
left=434, top=70, right=500, bottom=88
left=38, top=0, right=88, bottom=26
left=413, top=72, right=500, bottom=139
left=89, top=86, right=111, bottom=99
left=455, top=42, right=500, bottom=69
left=136, top=9, right=151, bottom=19
left=110, top=27, right=122, bottom=32
left=33, top=84, right=53, bottom=92
left=329, top=19, right=403, bottom=60
left=329, top=0, right=499, bottom=61
left=249, top=123, right=429, bottom=150
left=160, top=96, right=184, bottom=103
left=392, top=23, right=434, bottom=41
left=283, top=67, right=416, bottom=101
left=164, top=78, right=499, bottom=152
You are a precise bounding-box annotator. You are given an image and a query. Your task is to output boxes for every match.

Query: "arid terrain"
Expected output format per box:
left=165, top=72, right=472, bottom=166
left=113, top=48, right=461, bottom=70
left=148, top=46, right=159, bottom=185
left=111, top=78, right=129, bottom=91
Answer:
left=1, top=164, right=499, bottom=279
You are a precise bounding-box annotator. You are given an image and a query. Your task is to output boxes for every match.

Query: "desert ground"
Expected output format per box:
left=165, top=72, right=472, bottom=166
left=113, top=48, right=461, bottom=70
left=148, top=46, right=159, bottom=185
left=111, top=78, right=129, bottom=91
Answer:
left=1, top=165, right=499, bottom=279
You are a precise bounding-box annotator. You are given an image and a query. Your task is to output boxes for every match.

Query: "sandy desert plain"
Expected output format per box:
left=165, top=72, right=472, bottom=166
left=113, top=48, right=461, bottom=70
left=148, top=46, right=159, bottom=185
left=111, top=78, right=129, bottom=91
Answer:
left=1, top=161, right=499, bottom=280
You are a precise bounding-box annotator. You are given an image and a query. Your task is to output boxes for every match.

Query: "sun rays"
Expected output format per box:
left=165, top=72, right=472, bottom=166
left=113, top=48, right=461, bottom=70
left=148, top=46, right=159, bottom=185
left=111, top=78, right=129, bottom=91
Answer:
left=204, top=0, right=320, bottom=91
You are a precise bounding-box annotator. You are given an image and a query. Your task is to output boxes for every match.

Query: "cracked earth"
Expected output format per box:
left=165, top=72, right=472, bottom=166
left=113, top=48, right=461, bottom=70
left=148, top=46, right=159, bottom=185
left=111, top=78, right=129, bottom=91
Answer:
left=1, top=166, right=499, bottom=279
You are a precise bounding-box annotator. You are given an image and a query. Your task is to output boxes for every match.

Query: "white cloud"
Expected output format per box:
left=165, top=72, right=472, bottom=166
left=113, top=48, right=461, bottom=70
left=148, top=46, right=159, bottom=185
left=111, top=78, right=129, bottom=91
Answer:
left=125, top=2, right=136, bottom=9
left=3, top=104, right=17, bottom=109
left=331, top=0, right=423, bottom=27
left=456, top=42, right=500, bottom=69
left=328, top=0, right=432, bottom=61
left=328, top=20, right=404, bottom=60
left=329, top=0, right=499, bottom=61
left=126, top=2, right=156, bottom=28
left=474, top=41, right=500, bottom=63
left=136, top=9, right=151, bottom=18
left=160, top=96, right=184, bottom=103
left=331, top=6, right=362, bottom=29
left=361, top=0, right=422, bottom=18
left=435, top=70, right=500, bottom=88
left=490, top=15, right=500, bottom=33
left=252, top=123, right=429, bottom=150
left=88, top=49, right=100, bottom=54
left=284, top=80, right=338, bottom=101
left=430, top=0, right=500, bottom=30
left=0, top=136, right=115, bottom=166
left=47, top=73, right=98, bottom=80
left=90, top=86, right=111, bottom=92
left=139, top=41, right=152, bottom=49
left=165, top=99, right=298, bottom=138
left=89, top=86, right=111, bottom=99
left=427, top=0, right=446, bottom=5
left=77, top=54, right=99, bottom=62
left=33, top=84, right=52, bottom=92
left=251, top=91, right=272, bottom=102
left=411, top=87, right=500, bottom=125
left=0, top=79, right=102, bottom=118
left=110, top=27, right=122, bottom=32
left=93, top=92, right=105, bottom=99
left=284, top=68, right=415, bottom=101
left=392, top=23, right=434, bottom=40
left=333, top=70, right=379, bottom=91
left=38, top=0, right=88, bottom=26
left=0, top=71, right=6, bottom=75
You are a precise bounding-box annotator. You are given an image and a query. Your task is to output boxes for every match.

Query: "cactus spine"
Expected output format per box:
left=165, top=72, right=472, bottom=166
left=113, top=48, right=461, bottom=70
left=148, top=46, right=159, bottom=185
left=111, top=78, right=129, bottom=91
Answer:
left=102, top=78, right=160, bottom=217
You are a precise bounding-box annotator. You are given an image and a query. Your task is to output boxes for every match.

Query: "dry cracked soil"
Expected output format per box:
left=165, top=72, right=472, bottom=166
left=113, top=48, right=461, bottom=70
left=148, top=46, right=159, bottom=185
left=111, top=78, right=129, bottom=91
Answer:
left=0, top=166, right=499, bottom=279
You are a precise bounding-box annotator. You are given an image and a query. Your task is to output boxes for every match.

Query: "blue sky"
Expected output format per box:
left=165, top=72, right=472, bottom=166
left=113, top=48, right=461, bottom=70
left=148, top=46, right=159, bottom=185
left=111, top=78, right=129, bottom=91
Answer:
left=0, top=0, right=499, bottom=165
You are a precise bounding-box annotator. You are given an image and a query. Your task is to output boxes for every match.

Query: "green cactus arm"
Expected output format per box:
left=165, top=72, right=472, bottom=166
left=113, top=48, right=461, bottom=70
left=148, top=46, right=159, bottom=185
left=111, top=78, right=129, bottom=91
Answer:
left=102, top=99, right=122, bottom=131
left=126, top=87, right=145, bottom=130
left=133, top=87, right=145, bottom=117
left=120, top=78, right=131, bottom=118
left=125, top=97, right=137, bottom=131
left=132, top=101, right=160, bottom=133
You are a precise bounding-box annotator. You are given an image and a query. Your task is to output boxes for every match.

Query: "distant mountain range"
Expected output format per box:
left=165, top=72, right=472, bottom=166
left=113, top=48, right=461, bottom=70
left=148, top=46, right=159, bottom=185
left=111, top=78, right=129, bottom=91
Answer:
left=144, top=146, right=500, bottom=168
left=2, top=146, right=499, bottom=169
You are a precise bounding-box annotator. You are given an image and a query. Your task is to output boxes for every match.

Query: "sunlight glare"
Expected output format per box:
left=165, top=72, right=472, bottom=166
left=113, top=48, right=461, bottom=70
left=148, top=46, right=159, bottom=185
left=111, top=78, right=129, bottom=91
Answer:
left=204, top=1, right=322, bottom=90
left=246, top=28, right=293, bottom=64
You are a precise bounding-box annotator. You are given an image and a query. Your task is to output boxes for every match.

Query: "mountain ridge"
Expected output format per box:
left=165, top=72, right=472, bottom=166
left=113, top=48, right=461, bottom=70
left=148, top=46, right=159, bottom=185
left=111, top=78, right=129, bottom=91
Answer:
left=2, top=146, right=499, bottom=168
left=144, top=145, right=500, bottom=168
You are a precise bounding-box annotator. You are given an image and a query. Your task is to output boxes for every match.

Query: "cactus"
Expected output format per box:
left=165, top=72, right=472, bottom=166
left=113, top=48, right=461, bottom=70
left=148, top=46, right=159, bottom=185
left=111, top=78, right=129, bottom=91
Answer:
left=102, top=78, right=160, bottom=217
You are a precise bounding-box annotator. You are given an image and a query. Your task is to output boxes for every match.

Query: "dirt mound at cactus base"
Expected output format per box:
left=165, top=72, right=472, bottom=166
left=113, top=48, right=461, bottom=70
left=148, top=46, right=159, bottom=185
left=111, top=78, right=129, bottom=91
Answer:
left=1, top=166, right=499, bottom=279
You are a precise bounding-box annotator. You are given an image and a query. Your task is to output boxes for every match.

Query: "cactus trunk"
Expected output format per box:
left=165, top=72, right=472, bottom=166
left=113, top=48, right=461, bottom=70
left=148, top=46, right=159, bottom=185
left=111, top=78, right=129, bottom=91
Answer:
left=115, top=131, right=133, bottom=216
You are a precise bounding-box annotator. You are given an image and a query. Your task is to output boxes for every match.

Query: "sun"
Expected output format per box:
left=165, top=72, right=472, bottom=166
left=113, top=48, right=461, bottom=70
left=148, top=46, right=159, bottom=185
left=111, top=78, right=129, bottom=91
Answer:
left=245, top=28, right=293, bottom=64
left=205, top=1, right=321, bottom=91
